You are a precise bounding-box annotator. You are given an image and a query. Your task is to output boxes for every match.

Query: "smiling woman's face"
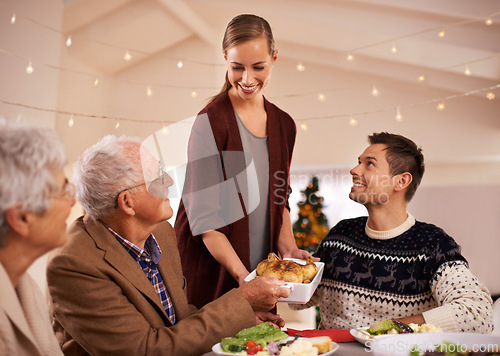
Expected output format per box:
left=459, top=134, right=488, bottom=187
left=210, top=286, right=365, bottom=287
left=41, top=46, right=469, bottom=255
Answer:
left=225, top=35, right=277, bottom=102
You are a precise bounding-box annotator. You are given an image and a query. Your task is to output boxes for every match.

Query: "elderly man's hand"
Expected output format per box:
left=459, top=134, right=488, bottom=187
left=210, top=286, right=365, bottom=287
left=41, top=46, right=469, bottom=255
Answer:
left=239, top=277, right=290, bottom=311
left=254, top=311, right=285, bottom=328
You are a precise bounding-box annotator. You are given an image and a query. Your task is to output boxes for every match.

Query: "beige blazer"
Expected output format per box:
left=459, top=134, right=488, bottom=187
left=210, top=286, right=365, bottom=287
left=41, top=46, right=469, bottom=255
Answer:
left=0, top=263, right=63, bottom=356
left=47, top=215, right=255, bottom=356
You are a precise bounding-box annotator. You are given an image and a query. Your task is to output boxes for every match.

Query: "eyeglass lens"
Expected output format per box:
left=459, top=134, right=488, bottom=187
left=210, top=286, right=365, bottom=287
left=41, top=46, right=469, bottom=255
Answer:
left=144, top=166, right=170, bottom=199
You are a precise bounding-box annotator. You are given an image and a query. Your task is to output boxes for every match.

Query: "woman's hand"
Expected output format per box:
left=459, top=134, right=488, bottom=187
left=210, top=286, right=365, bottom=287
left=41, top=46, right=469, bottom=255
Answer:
left=282, top=248, right=320, bottom=262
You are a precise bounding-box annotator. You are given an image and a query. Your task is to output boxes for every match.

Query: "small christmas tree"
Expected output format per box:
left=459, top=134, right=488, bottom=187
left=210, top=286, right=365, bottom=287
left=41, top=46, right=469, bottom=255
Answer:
left=293, top=176, right=329, bottom=253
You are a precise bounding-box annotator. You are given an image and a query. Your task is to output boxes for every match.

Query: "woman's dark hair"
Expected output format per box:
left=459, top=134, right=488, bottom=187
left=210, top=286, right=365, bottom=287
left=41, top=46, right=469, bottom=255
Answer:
left=368, top=132, right=425, bottom=202
left=210, top=14, right=275, bottom=102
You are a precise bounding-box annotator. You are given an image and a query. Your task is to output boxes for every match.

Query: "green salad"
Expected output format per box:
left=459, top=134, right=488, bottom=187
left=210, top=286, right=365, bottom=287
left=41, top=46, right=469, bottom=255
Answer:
left=367, top=319, right=413, bottom=335
left=220, top=322, right=288, bottom=353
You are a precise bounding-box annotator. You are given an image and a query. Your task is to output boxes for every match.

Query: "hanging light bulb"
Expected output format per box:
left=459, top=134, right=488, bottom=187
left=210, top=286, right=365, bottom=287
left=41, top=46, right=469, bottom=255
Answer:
left=486, top=92, right=495, bottom=100
left=161, top=125, right=169, bottom=135
left=318, top=93, right=326, bottom=101
left=436, top=101, right=445, bottom=111
left=296, top=62, right=305, bottom=72
left=391, top=41, right=398, bottom=54
left=26, top=61, right=34, bottom=74
left=191, top=90, right=198, bottom=98
left=371, top=85, right=379, bottom=97
left=177, top=60, right=183, bottom=69
left=464, top=64, right=471, bottom=76
left=395, top=107, right=403, bottom=122
left=485, top=18, right=493, bottom=26
left=66, top=35, right=72, bottom=47
left=438, top=29, right=445, bottom=38
left=115, top=119, right=120, bottom=129
left=418, top=74, right=426, bottom=82
left=11, top=13, right=16, bottom=24
left=124, top=50, right=132, bottom=62
left=349, top=114, right=358, bottom=126
left=94, top=78, right=99, bottom=87
left=146, top=86, right=153, bottom=97
left=300, top=122, right=308, bottom=131
left=68, top=115, right=74, bottom=127
left=346, top=54, right=354, bottom=62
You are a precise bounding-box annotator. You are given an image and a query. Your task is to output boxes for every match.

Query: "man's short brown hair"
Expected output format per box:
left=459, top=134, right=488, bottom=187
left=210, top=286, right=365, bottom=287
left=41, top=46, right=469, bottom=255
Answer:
left=368, top=132, right=425, bottom=201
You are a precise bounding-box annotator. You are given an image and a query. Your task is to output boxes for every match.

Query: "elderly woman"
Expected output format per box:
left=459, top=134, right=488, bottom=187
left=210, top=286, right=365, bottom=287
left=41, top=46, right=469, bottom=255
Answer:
left=0, top=123, right=73, bottom=355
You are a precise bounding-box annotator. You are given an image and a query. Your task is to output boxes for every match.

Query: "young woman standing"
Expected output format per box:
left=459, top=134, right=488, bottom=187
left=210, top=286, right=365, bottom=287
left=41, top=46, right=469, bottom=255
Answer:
left=175, top=14, right=315, bottom=308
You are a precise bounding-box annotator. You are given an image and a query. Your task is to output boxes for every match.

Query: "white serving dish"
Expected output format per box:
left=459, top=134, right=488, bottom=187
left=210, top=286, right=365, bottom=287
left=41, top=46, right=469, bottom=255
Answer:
left=244, top=258, right=324, bottom=304
left=369, top=332, right=500, bottom=356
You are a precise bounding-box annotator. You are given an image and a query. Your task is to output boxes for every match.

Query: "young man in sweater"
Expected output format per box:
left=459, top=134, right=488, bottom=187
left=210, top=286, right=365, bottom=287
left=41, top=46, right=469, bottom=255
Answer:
left=301, top=132, right=493, bottom=333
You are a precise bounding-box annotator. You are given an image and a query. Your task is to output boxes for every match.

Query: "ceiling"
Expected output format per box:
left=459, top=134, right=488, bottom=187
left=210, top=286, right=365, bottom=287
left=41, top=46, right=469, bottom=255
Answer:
left=57, top=0, right=500, bottom=169
left=62, top=0, right=500, bottom=82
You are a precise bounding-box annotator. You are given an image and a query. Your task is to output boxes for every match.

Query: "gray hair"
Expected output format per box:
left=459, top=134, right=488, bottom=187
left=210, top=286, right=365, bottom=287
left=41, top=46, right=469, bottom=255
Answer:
left=0, top=123, right=66, bottom=246
left=73, top=135, right=144, bottom=219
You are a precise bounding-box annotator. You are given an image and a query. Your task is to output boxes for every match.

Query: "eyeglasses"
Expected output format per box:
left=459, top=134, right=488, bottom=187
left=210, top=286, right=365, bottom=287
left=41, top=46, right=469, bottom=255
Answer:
left=50, top=179, right=76, bottom=203
left=114, top=165, right=170, bottom=208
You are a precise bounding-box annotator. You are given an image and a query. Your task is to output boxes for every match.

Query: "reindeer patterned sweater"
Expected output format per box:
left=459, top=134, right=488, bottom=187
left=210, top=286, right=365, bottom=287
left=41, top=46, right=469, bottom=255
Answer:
left=300, top=214, right=493, bottom=333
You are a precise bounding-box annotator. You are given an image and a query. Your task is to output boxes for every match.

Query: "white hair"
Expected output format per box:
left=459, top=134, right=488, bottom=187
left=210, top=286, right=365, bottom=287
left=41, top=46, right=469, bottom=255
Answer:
left=73, top=135, right=144, bottom=219
left=0, top=123, right=66, bottom=246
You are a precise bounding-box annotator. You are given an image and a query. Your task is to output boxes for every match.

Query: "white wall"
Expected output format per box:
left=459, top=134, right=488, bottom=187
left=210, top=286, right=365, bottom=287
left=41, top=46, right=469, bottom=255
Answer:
left=410, top=184, right=500, bottom=295
left=0, top=0, right=62, bottom=125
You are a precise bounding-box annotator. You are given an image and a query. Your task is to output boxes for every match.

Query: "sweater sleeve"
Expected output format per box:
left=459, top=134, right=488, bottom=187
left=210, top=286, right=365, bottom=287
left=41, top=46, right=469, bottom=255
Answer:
left=422, top=261, right=493, bottom=333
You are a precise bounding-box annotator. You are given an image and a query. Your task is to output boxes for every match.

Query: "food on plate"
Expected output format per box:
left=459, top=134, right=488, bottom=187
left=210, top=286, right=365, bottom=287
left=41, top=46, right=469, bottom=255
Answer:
left=218, top=323, right=334, bottom=355
left=279, top=340, right=318, bottom=356
left=257, top=337, right=334, bottom=355
left=367, top=319, right=442, bottom=336
left=256, top=254, right=318, bottom=283
left=220, top=322, right=288, bottom=353
left=306, top=336, right=334, bottom=354
left=407, top=323, right=442, bottom=334
left=367, top=319, right=409, bottom=335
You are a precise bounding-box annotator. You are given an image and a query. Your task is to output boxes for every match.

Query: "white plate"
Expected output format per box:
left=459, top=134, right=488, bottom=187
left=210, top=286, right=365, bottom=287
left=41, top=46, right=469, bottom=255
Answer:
left=244, top=258, right=325, bottom=304
left=210, top=342, right=245, bottom=355
left=369, top=332, right=500, bottom=356
left=350, top=327, right=372, bottom=346
left=212, top=337, right=339, bottom=355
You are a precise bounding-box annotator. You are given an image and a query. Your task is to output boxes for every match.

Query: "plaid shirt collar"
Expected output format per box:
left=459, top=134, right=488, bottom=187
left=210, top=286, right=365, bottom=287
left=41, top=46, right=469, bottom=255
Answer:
left=101, top=222, right=162, bottom=265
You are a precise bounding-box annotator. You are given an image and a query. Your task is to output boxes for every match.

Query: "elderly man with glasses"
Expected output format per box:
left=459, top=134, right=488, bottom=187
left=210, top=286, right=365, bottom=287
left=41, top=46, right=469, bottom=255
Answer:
left=47, top=135, right=289, bottom=356
left=0, top=123, right=74, bottom=355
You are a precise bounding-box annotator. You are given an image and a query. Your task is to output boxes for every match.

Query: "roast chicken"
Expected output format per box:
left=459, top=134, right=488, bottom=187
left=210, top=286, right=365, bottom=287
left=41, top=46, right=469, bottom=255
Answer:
left=256, top=253, right=318, bottom=283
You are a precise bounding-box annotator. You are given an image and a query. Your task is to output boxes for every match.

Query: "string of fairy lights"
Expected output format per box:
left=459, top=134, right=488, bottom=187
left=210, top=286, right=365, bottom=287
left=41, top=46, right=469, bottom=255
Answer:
left=1, top=2, right=499, bottom=131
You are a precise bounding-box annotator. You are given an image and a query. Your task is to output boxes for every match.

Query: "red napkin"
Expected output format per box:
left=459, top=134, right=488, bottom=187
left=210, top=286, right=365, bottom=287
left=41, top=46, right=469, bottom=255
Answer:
left=286, top=328, right=355, bottom=343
